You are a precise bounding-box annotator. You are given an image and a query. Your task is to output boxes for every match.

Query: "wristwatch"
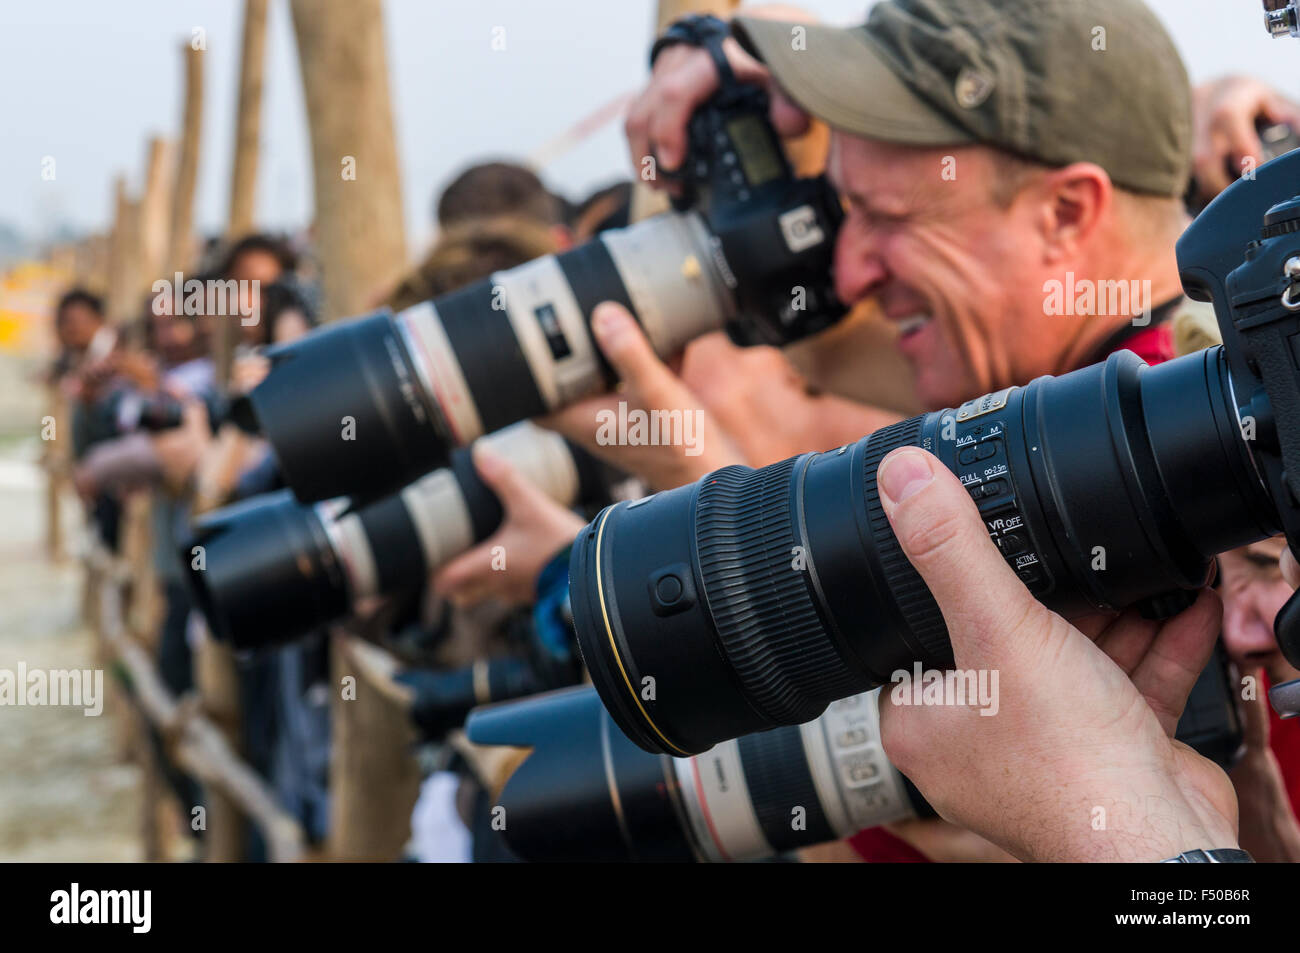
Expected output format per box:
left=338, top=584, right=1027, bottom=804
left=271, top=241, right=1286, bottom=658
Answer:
left=1160, top=849, right=1253, bottom=863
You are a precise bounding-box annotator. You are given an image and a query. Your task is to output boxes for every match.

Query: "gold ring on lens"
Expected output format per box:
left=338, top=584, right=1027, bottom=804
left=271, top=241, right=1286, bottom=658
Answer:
left=593, top=505, right=689, bottom=756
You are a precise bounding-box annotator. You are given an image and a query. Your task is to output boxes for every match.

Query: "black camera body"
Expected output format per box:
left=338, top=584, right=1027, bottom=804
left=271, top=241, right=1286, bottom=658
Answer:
left=671, top=80, right=844, bottom=347
left=1180, top=152, right=1300, bottom=675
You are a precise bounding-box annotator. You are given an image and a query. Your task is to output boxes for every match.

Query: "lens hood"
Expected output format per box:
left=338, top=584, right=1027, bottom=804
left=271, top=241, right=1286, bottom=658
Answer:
left=247, top=312, right=453, bottom=503
left=465, top=686, right=693, bottom=862
left=183, top=490, right=350, bottom=649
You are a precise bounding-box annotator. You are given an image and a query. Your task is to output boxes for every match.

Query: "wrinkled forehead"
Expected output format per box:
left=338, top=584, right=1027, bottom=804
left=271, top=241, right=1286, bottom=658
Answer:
left=826, top=132, right=997, bottom=209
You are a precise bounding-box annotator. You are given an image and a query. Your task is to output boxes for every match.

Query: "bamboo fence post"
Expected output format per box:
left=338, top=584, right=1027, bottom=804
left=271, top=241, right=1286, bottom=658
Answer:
left=289, top=0, right=407, bottom=322
left=217, top=0, right=270, bottom=386
left=328, top=631, right=420, bottom=860
left=43, top=386, right=68, bottom=561
left=228, top=0, right=268, bottom=239
left=138, top=137, right=175, bottom=294
left=655, top=0, right=741, bottom=27
left=189, top=1, right=271, bottom=858
left=166, top=41, right=205, bottom=278
left=106, top=176, right=140, bottom=326
left=288, top=0, right=416, bottom=860
left=191, top=0, right=272, bottom=859
left=194, top=636, right=247, bottom=861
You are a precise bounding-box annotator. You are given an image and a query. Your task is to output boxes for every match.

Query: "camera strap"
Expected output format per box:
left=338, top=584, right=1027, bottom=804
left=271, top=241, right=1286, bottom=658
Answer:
left=1083, top=296, right=1182, bottom=367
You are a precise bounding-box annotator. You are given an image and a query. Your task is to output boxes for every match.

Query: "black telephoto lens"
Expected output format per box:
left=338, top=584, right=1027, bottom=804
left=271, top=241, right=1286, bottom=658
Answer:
left=245, top=92, right=844, bottom=504
left=572, top=347, right=1277, bottom=755
left=465, top=685, right=927, bottom=863
left=185, top=488, right=349, bottom=650
left=185, top=423, right=608, bottom=649
left=396, top=659, right=542, bottom=743
left=464, top=652, right=1241, bottom=862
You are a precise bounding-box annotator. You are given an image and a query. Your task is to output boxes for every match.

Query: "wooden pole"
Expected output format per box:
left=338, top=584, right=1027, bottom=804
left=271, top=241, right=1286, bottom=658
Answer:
left=214, top=0, right=271, bottom=385
left=194, top=636, right=247, bottom=861
left=228, top=0, right=268, bottom=238
left=655, top=0, right=740, bottom=28
left=138, top=137, right=175, bottom=291
left=327, top=631, right=421, bottom=861
left=43, top=386, right=68, bottom=561
left=289, top=0, right=407, bottom=322
left=167, top=42, right=205, bottom=277
left=75, top=233, right=110, bottom=295
left=288, top=0, right=414, bottom=853
left=193, top=4, right=269, bottom=851
left=106, top=175, right=138, bottom=325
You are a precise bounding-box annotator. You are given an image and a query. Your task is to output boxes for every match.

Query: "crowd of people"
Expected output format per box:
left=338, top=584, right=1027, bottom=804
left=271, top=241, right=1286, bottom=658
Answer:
left=46, top=153, right=644, bottom=859
left=45, top=0, right=1300, bottom=863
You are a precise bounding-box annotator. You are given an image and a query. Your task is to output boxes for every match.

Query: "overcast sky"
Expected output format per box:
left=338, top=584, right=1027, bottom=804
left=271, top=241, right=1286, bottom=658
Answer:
left=2, top=0, right=1298, bottom=255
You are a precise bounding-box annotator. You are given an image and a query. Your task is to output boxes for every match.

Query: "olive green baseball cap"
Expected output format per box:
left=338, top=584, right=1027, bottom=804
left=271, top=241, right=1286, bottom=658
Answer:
left=732, top=0, right=1192, bottom=196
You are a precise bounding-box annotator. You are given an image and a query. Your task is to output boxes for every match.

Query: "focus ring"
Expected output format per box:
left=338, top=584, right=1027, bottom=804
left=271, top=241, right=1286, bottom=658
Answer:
left=861, top=420, right=954, bottom=667
left=737, top=726, right=836, bottom=851
left=696, top=459, right=861, bottom=727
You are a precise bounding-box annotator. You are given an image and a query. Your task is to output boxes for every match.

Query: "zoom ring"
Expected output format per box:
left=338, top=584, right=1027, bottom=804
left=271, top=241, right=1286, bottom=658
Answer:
left=696, top=459, right=863, bottom=727
left=861, top=419, right=954, bottom=667
left=737, top=726, right=836, bottom=851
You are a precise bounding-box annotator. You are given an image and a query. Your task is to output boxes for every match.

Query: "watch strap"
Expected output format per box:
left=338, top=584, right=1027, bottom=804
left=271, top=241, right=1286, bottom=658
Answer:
left=1160, top=848, right=1253, bottom=863
left=649, top=14, right=736, bottom=88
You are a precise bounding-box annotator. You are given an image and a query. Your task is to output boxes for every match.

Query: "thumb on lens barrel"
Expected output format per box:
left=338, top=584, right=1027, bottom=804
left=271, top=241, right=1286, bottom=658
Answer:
left=589, top=302, right=670, bottom=390
left=877, top=446, right=1055, bottom=672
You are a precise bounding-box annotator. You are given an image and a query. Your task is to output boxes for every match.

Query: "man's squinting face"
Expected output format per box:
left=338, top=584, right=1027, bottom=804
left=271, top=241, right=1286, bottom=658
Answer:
left=827, top=134, right=1057, bottom=410
left=1219, top=537, right=1299, bottom=685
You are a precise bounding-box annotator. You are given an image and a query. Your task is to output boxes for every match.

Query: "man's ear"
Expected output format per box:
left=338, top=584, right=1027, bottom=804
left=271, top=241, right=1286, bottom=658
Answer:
left=1033, top=163, right=1112, bottom=263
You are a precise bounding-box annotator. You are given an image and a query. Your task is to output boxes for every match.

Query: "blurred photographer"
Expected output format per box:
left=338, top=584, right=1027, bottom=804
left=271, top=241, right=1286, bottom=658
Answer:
left=1191, top=74, right=1300, bottom=205
left=1217, top=538, right=1300, bottom=860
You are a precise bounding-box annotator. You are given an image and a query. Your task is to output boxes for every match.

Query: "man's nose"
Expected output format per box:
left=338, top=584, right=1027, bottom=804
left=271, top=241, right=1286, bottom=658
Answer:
left=1223, top=602, right=1280, bottom=658
left=833, top=228, right=887, bottom=306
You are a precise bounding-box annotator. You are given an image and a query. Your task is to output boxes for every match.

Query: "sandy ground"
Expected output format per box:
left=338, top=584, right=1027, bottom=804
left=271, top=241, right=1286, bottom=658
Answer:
left=0, top=440, right=142, bottom=861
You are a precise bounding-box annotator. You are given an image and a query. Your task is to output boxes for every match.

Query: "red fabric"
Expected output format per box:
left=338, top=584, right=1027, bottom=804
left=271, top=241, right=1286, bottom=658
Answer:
left=847, top=826, right=931, bottom=862
left=850, top=322, right=1179, bottom=863
left=1114, top=322, right=1176, bottom=366
left=1266, top=674, right=1300, bottom=818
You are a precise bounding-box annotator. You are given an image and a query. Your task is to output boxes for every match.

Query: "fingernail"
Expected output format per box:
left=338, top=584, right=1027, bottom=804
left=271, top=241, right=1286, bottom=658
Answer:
left=472, top=445, right=504, bottom=479
left=878, top=449, right=934, bottom=505
left=591, top=303, right=625, bottom=342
